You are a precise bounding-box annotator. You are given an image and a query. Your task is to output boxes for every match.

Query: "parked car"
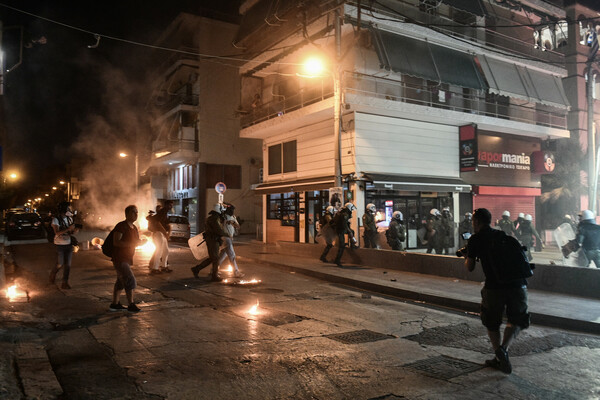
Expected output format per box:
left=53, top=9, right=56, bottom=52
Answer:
left=6, top=212, right=46, bottom=241
left=167, top=215, right=191, bottom=241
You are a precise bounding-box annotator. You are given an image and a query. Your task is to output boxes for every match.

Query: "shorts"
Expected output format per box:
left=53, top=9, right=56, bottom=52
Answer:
left=480, top=286, right=530, bottom=331
left=113, top=261, right=137, bottom=291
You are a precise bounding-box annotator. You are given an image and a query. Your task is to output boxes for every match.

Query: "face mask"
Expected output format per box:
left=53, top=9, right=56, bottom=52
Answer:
left=65, top=211, right=73, bottom=217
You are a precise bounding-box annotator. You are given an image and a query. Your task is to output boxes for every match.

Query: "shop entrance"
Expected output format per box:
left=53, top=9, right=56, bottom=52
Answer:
left=366, top=191, right=453, bottom=249
left=305, top=191, right=328, bottom=244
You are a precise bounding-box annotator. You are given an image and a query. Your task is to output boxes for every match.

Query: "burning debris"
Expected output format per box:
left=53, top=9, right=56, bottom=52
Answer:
left=5, top=283, right=31, bottom=303
left=248, top=299, right=260, bottom=316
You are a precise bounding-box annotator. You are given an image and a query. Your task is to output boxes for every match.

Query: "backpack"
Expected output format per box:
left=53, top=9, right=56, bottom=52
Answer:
left=102, top=229, right=116, bottom=258
left=489, top=229, right=534, bottom=283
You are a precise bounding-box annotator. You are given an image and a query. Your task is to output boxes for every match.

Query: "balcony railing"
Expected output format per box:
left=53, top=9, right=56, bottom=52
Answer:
left=152, top=138, right=198, bottom=154
left=351, top=0, right=565, bottom=65
left=157, top=85, right=200, bottom=114
left=242, top=72, right=567, bottom=130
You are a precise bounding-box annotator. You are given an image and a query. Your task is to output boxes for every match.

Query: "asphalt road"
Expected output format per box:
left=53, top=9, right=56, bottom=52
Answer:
left=1, top=240, right=600, bottom=399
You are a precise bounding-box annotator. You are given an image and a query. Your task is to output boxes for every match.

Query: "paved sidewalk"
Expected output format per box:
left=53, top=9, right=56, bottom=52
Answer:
left=234, top=242, right=600, bottom=334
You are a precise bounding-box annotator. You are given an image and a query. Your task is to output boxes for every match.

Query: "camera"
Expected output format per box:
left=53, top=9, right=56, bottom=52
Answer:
left=456, top=247, right=468, bottom=257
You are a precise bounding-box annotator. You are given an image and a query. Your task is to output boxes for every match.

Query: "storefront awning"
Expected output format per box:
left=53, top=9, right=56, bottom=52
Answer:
left=440, top=0, right=487, bottom=17
left=253, top=176, right=335, bottom=195
left=477, top=55, right=570, bottom=110
left=372, top=28, right=487, bottom=90
left=365, top=174, right=472, bottom=193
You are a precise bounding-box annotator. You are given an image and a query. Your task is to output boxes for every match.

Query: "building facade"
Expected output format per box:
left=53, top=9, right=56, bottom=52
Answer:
left=234, top=0, right=598, bottom=248
left=146, top=13, right=262, bottom=234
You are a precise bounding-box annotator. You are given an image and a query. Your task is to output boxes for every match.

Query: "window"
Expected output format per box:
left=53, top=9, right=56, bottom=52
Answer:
left=267, top=192, right=297, bottom=226
left=205, top=164, right=242, bottom=189
left=268, top=140, right=297, bottom=175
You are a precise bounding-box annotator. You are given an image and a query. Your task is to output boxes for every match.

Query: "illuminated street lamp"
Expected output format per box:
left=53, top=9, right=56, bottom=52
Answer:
left=118, top=151, right=139, bottom=197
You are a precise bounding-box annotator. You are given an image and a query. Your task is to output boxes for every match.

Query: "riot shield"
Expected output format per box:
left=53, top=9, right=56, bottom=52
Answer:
left=553, top=223, right=589, bottom=267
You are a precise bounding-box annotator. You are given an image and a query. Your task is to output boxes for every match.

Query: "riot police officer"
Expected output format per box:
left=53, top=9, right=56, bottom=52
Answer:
left=458, top=212, right=473, bottom=247
left=362, top=203, right=379, bottom=249
left=319, top=206, right=336, bottom=263
left=517, top=214, right=544, bottom=261
left=426, top=208, right=442, bottom=254
left=332, top=202, right=356, bottom=267
left=440, top=207, right=454, bottom=254
left=497, top=210, right=517, bottom=237
left=386, top=211, right=406, bottom=250
left=575, top=210, right=600, bottom=268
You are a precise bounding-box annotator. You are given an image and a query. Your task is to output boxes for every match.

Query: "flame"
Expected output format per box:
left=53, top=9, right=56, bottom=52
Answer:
left=6, top=284, right=17, bottom=301
left=238, top=279, right=261, bottom=285
left=248, top=299, right=260, bottom=315
left=139, top=218, right=148, bottom=231
left=136, top=237, right=156, bottom=256
left=375, top=211, right=384, bottom=222
left=224, top=265, right=233, bottom=273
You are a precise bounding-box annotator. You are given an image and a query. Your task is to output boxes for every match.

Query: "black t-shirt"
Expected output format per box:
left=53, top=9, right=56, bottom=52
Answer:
left=467, top=226, right=526, bottom=289
left=112, top=221, right=139, bottom=264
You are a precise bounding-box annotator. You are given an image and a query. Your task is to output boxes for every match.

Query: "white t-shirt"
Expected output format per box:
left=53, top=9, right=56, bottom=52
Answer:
left=52, top=216, right=72, bottom=245
left=224, top=215, right=238, bottom=238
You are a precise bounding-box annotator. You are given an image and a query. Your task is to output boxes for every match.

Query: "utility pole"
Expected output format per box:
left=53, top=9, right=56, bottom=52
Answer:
left=333, top=7, right=342, bottom=188
left=588, top=31, right=598, bottom=214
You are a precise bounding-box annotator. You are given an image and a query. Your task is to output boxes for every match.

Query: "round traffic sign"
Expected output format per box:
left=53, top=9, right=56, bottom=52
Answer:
left=215, top=182, right=227, bottom=194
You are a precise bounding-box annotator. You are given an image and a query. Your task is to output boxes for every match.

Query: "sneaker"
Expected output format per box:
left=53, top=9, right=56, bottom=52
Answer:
left=61, top=282, right=71, bottom=289
left=234, top=271, right=245, bottom=278
left=127, top=303, right=141, bottom=313
left=160, top=267, right=173, bottom=273
left=109, top=302, right=127, bottom=312
left=191, top=266, right=200, bottom=279
left=495, top=345, right=512, bottom=374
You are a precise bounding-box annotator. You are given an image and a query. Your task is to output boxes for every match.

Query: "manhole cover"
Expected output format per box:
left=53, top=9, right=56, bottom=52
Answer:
left=403, top=355, right=483, bottom=380
left=249, top=288, right=284, bottom=294
left=325, top=329, right=395, bottom=344
left=258, top=311, right=307, bottom=327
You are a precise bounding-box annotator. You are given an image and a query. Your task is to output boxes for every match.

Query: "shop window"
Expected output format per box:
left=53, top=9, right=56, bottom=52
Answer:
left=268, top=140, right=297, bottom=175
left=205, top=164, right=241, bottom=189
left=267, top=192, right=297, bottom=226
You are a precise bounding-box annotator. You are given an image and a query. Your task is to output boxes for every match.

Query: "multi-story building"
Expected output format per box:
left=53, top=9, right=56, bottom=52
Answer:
left=146, top=13, right=262, bottom=234
left=234, top=0, right=598, bottom=248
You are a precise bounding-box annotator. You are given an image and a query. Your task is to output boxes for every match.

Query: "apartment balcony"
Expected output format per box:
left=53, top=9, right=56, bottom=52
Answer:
left=150, top=127, right=198, bottom=168
left=241, top=73, right=567, bottom=132
left=156, top=85, right=199, bottom=118
left=354, top=0, right=565, bottom=65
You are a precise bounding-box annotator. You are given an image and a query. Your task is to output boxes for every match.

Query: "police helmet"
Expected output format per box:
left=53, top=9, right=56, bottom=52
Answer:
left=564, top=214, right=572, bottom=220
left=465, top=212, right=472, bottom=218
left=392, top=211, right=403, bottom=220
left=326, top=206, right=335, bottom=214
left=581, top=210, right=595, bottom=221
left=345, top=202, right=356, bottom=212
left=366, top=203, right=376, bottom=213
left=442, top=207, right=450, bottom=213
left=213, top=203, right=225, bottom=213
left=502, top=210, right=510, bottom=217
left=430, top=208, right=439, bottom=216
left=518, top=213, right=525, bottom=218
left=524, top=214, right=533, bottom=221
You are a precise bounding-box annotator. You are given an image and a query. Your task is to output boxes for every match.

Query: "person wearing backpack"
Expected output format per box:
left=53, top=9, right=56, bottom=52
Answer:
left=386, top=211, right=405, bottom=250
left=49, top=202, right=79, bottom=289
left=462, top=208, right=530, bottom=375
left=108, top=205, right=145, bottom=312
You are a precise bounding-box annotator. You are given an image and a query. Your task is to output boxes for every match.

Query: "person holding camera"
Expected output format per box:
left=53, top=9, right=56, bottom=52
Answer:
left=49, top=201, right=80, bottom=289
left=461, top=208, right=529, bottom=374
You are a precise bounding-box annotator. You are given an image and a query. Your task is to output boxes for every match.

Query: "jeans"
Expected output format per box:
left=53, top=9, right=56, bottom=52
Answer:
left=218, top=237, right=239, bottom=271
left=51, top=244, right=73, bottom=282
left=151, top=232, right=169, bottom=270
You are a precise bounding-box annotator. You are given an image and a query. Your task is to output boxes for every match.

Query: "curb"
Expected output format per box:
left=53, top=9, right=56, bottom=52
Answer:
left=239, top=255, right=600, bottom=335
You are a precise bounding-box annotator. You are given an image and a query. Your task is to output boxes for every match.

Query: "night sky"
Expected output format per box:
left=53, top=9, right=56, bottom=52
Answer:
left=0, top=1, right=240, bottom=200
